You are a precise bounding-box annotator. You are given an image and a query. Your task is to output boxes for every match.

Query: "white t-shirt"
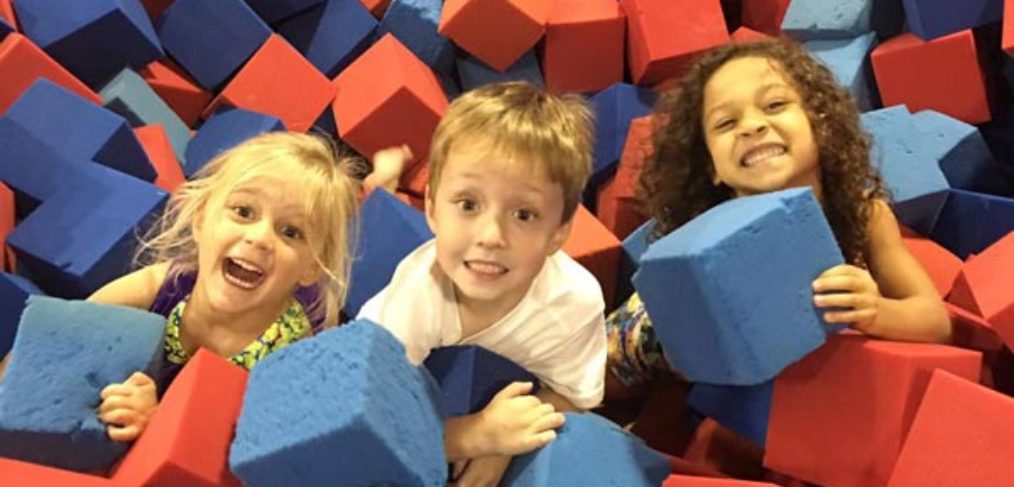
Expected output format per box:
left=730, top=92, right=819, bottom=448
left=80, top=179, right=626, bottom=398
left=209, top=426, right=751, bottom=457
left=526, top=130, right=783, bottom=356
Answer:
left=357, top=239, right=607, bottom=409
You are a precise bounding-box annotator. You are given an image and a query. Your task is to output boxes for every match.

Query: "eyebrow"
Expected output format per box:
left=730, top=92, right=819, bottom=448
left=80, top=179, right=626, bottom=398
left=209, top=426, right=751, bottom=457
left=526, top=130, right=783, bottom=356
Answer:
left=453, top=172, right=549, bottom=198
left=227, top=189, right=307, bottom=220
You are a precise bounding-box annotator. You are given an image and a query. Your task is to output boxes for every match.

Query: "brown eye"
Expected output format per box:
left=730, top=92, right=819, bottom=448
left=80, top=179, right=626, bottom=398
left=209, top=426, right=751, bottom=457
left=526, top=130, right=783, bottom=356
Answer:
left=281, top=224, right=304, bottom=240
left=456, top=199, right=477, bottom=212
left=514, top=209, right=538, bottom=222
left=232, top=205, right=254, bottom=219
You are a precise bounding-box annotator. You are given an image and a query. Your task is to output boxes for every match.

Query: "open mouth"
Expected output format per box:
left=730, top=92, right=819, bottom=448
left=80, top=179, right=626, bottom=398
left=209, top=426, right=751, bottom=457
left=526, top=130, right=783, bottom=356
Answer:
left=741, top=144, right=786, bottom=167
left=223, top=257, right=265, bottom=289
left=465, top=260, right=508, bottom=276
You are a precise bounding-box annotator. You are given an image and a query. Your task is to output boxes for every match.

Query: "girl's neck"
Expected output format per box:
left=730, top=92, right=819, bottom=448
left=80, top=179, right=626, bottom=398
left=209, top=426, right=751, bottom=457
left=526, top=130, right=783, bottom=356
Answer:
left=185, top=286, right=290, bottom=337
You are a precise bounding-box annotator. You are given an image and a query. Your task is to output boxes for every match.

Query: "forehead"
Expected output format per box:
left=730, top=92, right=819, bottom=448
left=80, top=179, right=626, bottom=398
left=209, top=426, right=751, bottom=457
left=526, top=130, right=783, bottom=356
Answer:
left=704, top=56, right=794, bottom=103
left=225, top=177, right=304, bottom=209
left=441, top=142, right=561, bottom=197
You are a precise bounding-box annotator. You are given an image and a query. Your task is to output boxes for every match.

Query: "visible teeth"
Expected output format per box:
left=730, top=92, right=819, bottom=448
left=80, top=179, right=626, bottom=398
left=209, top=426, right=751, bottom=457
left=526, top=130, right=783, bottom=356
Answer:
left=467, top=261, right=507, bottom=274
left=231, top=258, right=263, bottom=274
left=742, top=146, right=786, bottom=167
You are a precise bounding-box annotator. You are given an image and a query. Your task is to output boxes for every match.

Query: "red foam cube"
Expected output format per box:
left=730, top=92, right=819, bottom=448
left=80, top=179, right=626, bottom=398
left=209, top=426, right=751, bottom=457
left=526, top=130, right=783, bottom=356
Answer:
left=946, top=231, right=1014, bottom=350
left=134, top=126, right=185, bottom=194
left=205, top=34, right=335, bottom=133
left=871, top=30, right=990, bottom=124
left=620, top=0, right=728, bottom=86
left=764, top=333, right=981, bottom=487
left=1004, top=0, right=1014, bottom=55
left=1, top=0, right=17, bottom=30
left=140, top=0, right=173, bottom=21
left=664, top=474, right=778, bottom=486
left=0, top=458, right=115, bottom=486
left=0, top=33, right=101, bottom=115
left=359, top=0, right=391, bottom=18
left=542, top=0, right=625, bottom=94
left=111, top=349, right=247, bottom=487
left=400, top=158, right=430, bottom=199
left=899, top=225, right=962, bottom=297
left=139, top=59, right=211, bottom=128
left=333, top=34, right=447, bottom=171
left=597, top=115, right=652, bottom=240
left=1, top=182, right=12, bottom=272
left=886, top=370, right=1014, bottom=487
left=439, top=0, right=551, bottom=72
left=563, top=205, right=621, bottom=310
left=741, top=0, right=791, bottom=35
left=730, top=26, right=774, bottom=44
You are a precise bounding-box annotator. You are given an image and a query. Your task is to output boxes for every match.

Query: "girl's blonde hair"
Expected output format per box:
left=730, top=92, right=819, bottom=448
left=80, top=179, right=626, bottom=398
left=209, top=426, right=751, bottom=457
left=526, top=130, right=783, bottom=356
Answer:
left=136, top=131, right=362, bottom=327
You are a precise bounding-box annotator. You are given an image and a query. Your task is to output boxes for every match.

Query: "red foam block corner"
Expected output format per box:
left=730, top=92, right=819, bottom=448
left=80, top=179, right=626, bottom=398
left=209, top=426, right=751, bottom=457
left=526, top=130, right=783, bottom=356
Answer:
left=542, top=0, right=625, bottom=94
left=621, top=0, right=728, bottom=86
left=439, top=0, right=551, bottom=72
left=597, top=115, right=652, bottom=240
left=139, top=59, right=211, bottom=128
left=740, top=0, right=791, bottom=36
left=134, top=125, right=185, bottom=194
left=664, top=473, right=778, bottom=486
left=563, top=205, right=621, bottom=312
left=946, top=231, right=1014, bottom=350
left=0, top=33, right=101, bottom=116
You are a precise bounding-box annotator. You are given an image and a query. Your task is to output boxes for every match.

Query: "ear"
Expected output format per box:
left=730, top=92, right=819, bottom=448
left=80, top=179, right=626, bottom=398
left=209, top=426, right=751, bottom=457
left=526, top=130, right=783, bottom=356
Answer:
left=424, top=186, right=437, bottom=234
left=546, top=216, right=574, bottom=256
left=297, top=263, right=323, bottom=288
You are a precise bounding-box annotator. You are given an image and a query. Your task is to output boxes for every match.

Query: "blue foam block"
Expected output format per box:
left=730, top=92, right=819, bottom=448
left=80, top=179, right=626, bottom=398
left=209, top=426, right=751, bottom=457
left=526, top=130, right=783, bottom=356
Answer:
left=457, top=50, right=544, bottom=92
left=616, top=219, right=656, bottom=305
left=929, top=189, right=1014, bottom=259
left=246, top=0, right=323, bottom=24
left=155, top=0, right=271, bottom=91
left=687, top=381, right=772, bottom=448
left=277, top=0, right=377, bottom=78
left=182, top=108, right=284, bottom=178
left=0, top=118, right=85, bottom=206
left=0, top=273, right=43, bottom=357
left=345, top=190, right=433, bottom=317
left=99, top=68, right=190, bottom=166
left=502, top=412, right=669, bottom=486
left=805, top=32, right=877, bottom=112
left=632, top=188, right=843, bottom=385
left=229, top=319, right=446, bottom=487
left=6, top=164, right=167, bottom=298
left=379, top=0, right=454, bottom=76
left=781, top=0, right=872, bottom=41
left=424, top=345, right=539, bottom=417
left=590, top=83, right=656, bottom=188
left=5, top=78, right=156, bottom=183
left=901, top=0, right=1003, bottom=41
left=0, top=296, right=164, bottom=472
left=13, top=0, right=164, bottom=87
left=0, top=18, right=13, bottom=41
left=910, top=110, right=1012, bottom=196
left=862, top=105, right=951, bottom=235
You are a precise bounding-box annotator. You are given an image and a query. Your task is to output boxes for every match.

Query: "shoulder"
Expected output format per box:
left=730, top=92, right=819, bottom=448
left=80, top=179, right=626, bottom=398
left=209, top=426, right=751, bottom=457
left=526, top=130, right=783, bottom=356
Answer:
left=865, top=198, right=904, bottom=246
left=540, top=252, right=605, bottom=308
left=87, top=262, right=170, bottom=309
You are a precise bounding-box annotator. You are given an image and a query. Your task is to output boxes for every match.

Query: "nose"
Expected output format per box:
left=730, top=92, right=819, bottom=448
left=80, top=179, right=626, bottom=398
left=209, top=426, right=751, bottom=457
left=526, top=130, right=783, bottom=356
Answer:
left=243, top=220, right=274, bottom=251
left=476, top=213, right=507, bottom=249
left=738, top=109, right=769, bottom=138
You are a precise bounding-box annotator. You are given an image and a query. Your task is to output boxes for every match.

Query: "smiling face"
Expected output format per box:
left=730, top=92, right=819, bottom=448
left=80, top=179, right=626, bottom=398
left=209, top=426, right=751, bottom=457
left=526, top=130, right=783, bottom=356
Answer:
left=702, top=56, right=821, bottom=199
left=426, top=140, right=573, bottom=323
left=191, top=176, right=321, bottom=321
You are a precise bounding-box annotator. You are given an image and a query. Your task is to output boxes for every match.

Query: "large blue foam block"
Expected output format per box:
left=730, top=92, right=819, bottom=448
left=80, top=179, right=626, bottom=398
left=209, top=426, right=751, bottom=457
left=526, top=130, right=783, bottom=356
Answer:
left=632, top=188, right=843, bottom=385
left=862, top=105, right=951, bottom=235
left=590, top=83, right=656, bottom=188
left=13, top=0, right=164, bottom=87
left=100, top=68, right=191, bottom=166
left=0, top=296, right=164, bottom=472
left=155, top=0, right=271, bottom=91
left=277, top=0, right=377, bottom=78
left=910, top=110, right=1012, bottom=196
left=929, top=189, right=1014, bottom=259
left=0, top=118, right=84, bottom=206
left=345, top=190, right=433, bottom=317
left=687, top=381, right=772, bottom=448
left=246, top=0, right=324, bottom=24
left=502, top=412, right=669, bottom=486
left=901, top=0, right=1003, bottom=41
left=616, top=218, right=656, bottom=305
left=0, top=273, right=43, bottom=357
left=805, top=32, right=877, bottom=112
left=229, top=319, right=446, bottom=487
left=380, top=0, right=454, bottom=76
left=424, top=345, right=539, bottom=417
left=457, top=51, right=544, bottom=92
left=781, top=0, right=872, bottom=41
left=182, top=108, right=284, bottom=177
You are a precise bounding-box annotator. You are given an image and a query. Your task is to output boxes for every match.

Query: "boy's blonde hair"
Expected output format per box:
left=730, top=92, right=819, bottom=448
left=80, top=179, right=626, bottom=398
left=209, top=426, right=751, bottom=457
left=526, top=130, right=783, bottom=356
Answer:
left=137, top=131, right=361, bottom=327
left=427, top=81, right=595, bottom=222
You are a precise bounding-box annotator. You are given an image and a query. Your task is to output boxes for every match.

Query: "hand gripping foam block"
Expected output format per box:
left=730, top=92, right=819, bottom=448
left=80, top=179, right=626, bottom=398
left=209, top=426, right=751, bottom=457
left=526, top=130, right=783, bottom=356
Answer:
left=946, top=232, right=1014, bottom=350
left=0, top=296, right=164, bottom=472
left=861, top=105, right=950, bottom=235
left=886, top=369, right=1014, bottom=487
left=0, top=272, right=42, bottom=357
left=632, top=188, right=844, bottom=385
left=620, top=0, right=727, bottom=86
left=228, top=319, right=446, bottom=487
left=100, top=68, right=190, bottom=165
left=134, top=125, right=185, bottom=193
left=781, top=0, right=872, bottom=40
left=901, top=0, right=1003, bottom=41
left=910, top=109, right=1012, bottom=196
left=0, top=458, right=116, bottom=486
left=687, top=381, right=772, bottom=449
left=764, top=333, right=982, bottom=487
left=111, top=349, right=247, bottom=487
left=589, top=83, right=656, bottom=189
left=245, top=0, right=323, bottom=24
left=205, top=34, right=335, bottom=133
left=542, top=0, right=624, bottom=94
left=379, top=0, right=455, bottom=75
left=456, top=50, right=544, bottom=92
left=596, top=115, right=651, bottom=241
left=345, top=189, right=433, bottom=317
left=155, top=0, right=271, bottom=91
left=423, top=345, right=538, bottom=417
left=562, top=205, right=620, bottom=310
left=277, top=0, right=377, bottom=78
left=871, top=30, right=991, bottom=124
left=804, top=32, right=877, bottom=112
left=501, top=412, right=670, bottom=486
left=928, top=188, right=1014, bottom=259
left=182, top=108, right=284, bottom=178
left=332, top=33, right=446, bottom=172
left=438, top=0, right=551, bottom=72
left=12, top=0, right=164, bottom=87
left=0, top=33, right=101, bottom=115
left=138, top=59, right=212, bottom=127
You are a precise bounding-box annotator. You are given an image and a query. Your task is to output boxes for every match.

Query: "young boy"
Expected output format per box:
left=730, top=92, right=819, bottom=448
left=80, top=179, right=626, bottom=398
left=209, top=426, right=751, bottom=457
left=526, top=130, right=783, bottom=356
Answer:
left=358, top=81, right=607, bottom=484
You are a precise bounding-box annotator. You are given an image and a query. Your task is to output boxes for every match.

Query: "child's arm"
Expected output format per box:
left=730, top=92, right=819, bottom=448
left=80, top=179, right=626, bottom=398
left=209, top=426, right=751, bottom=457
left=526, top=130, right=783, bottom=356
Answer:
left=362, top=145, right=411, bottom=195
left=813, top=200, right=951, bottom=343
left=97, top=371, right=159, bottom=442
left=87, top=262, right=169, bottom=309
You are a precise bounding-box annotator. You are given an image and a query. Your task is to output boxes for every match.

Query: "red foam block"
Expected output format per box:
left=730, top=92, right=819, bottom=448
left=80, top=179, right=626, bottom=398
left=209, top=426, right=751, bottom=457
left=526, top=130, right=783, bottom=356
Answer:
left=140, top=0, right=173, bottom=21
left=1, top=0, right=17, bottom=30
left=206, top=34, right=335, bottom=132
left=0, top=458, right=115, bottom=486
left=139, top=59, right=211, bottom=128
left=111, top=349, right=247, bottom=487
left=134, top=125, right=185, bottom=194
left=439, top=0, right=551, bottom=72
left=886, top=370, right=1014, bottom=487
left=0, top=33, right=101, bottom=115
left=740, top=0, right=790, bottom=35
left=730, top=26, right=774, bottom=44
left=871, top=30, right=990, bottom=124
left=621, top=0, right=728, bottom=86
left=1003, top=0, right=1014, bottom=55
left=899, top=225, right=961, bottom=297
left=664, top=474, right=778, bottom=486
left=333, top=34, right=446, bottom=170
left=946, top=231, right=1014, bottom=350
left=597, top=115, right=652, bottom=240
left=542, top=0, right=625, bottom=94
left=563, top=205, right=621, bottom=313
left=359, top=0, right=391, bottom=18
left=764, top=333, right=981, bottom=487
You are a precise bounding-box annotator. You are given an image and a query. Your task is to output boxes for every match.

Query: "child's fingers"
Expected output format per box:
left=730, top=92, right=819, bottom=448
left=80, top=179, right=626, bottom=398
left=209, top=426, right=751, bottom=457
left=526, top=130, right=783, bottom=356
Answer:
left=97, top=395, right=132, bottom=414
left=125, top=372, right=154, bottom=388
left=528, top=429, right=558, bottom=450
left=495, top=381, right=534, bottom=400
left=813, top=292, right=876, bottom=310
left=451, top=459, right=470, bottom=480
left=98, top=407, right=141, bottom=427
left=823, top=308, right=876, bottom=324
left=106, top=423, right=141, bottom=442
left=532, top=411, right=566, bottom=432
left=400, top=144, right=413, bottom=159
left=99, top=383, right=132, bottom=400
left=812, top=275, right=862, bottom=293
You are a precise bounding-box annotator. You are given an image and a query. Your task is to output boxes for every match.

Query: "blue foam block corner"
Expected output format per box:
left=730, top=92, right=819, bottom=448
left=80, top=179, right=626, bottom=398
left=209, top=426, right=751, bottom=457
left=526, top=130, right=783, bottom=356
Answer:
left=632, top=188, right=843, bottom=385
left=0, top=296, right=164, bottom=472
left=910, top=110, right=1012, bottom=196
left=590, top=83, right=656, bottom=188
left=901, top=0, right=1003, bottom=41
left=805, top=31, right=877, bottom=112
left=379, top=0, right=454, bottom=76
left=781, top=0, right=872, bottom=41
left=99, top=68, right=191, bottom=166
left=277, top=0, right=377, bottom=78
left=0, top=117, right=85, bottom=206
left=424, top=345, right=539, bottom=417
left=0, top=273, right=44, bottom=357
left=687, top=381, right=772, bottom=448
left=182, top=108, right=284, bottom=178
left=229, top=319, right=446, bottom=487
left=929, top=189, right=1014, bottom=259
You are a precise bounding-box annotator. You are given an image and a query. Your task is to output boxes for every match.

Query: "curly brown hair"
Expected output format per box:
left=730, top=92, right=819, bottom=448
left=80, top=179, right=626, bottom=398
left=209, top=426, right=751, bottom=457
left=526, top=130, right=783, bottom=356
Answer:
left=639, top=40, right=886, bottom=265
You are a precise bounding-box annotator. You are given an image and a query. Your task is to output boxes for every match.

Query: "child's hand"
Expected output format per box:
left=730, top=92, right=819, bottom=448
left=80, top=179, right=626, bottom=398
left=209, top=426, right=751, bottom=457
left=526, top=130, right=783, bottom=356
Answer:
left=364, top=144, right=412, bottom=194
left=97, top=371, right=158, bottom=442
left=812, top=264, right=882, bottom=334
left=451, top=454, right=512, bottom=487
left=477, top=382, right=565, bottom=456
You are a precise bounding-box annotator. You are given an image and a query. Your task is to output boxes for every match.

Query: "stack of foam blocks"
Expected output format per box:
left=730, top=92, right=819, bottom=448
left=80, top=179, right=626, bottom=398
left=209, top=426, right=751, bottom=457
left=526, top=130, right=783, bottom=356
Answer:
left=0, top=0, right=1012, bottom=485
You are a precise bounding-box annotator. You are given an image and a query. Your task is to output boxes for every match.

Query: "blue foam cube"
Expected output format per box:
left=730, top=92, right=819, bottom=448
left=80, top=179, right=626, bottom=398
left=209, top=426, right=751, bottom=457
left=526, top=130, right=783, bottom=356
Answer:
left=424, top=346, right=539, bottom=417
left=380, top=0, right=454, bottom=76
left=0, top=296, right=164, bottom=472
left=911, top=110, right=1012, bottom=196
left=590, top=83, right=656, bottom=188
left=246, top=0, right=324, bottom=24
left=0, top=117, right=85, bottom=206
left=632, top=188, right=843, bottom=385
left=502, top=412, right=669, bottom=486
left=457, top=50, right=544, bottom=92
left=782, top=0, right=872, bottom=41
left=277, top=0, right=377, bottom=78
left=182, top=108, right=284, bottom=178
left=229, top=319, right=446, bottom=487
left=901, top=0, right=1003, bottom=41
left=100, top=68, right=190, bottom=166
left=806, top=32, right=877, bottom=112
left=346, top=190, right=433, bottom=317
left=0, top=273, right=43, bottom=357
left=929, top=189, right=1014, bottom=259
left=687, top=381, right=772, bottom=448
